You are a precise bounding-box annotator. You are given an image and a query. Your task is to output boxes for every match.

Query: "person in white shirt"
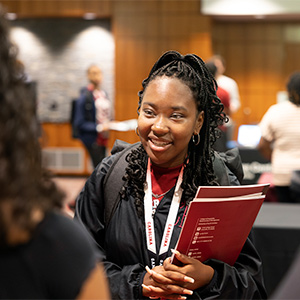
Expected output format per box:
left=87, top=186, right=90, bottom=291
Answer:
left=207, top=55, right=241, bottom=114
left=258, top=71, right=300, bottom=203
left=206, top=55, right=241, bottom=142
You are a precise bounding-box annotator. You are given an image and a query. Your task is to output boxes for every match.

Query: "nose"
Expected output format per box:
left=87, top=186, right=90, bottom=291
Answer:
left=151, top=115, right=169, bottom=134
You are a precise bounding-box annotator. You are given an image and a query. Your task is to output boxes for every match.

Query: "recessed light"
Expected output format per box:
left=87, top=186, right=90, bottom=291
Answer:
left=83, top=12, right=97, bottom=20
left=5, top=13, right=17, bottom=20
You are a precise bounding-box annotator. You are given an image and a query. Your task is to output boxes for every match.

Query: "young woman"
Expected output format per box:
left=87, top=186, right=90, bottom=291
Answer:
left=75, top=50, right=267, bottom=299
left=0, top=6, right=110, bottom=299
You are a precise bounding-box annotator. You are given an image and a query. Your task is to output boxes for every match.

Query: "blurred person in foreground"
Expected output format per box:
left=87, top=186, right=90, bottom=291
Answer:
left=258, top=71, right=300, bottom=203
left=74, top=64, right=112, bottom=168
left=0, top=6, right=110, bottom=299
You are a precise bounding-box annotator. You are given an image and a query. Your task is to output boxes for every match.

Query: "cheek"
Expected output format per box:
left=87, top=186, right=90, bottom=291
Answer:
left=176, top=130, right=193, bottom=145
left=175, top=122, right=195, bottom=140
left=137, top=117, right=150, bottom=137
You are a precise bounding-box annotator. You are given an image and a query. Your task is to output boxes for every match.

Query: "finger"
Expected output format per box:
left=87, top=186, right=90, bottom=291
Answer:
left=150, top=268, right=174, bottom=284
left=162, top=263, right=195, bottom=284
left=147, top=285, right=193, bottom=299
left=145, top=265, right=153, bottom=277
left=142, top=283, right=152, bottom=292
left=171, top=249, right=195, bottom=266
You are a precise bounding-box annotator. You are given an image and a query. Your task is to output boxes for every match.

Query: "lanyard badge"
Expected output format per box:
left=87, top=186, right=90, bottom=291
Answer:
left=144, top=158, right=183, bottom=268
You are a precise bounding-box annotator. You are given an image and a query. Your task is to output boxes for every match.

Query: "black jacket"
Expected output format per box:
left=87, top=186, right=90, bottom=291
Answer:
left=75, top=147, right=267, bottom=300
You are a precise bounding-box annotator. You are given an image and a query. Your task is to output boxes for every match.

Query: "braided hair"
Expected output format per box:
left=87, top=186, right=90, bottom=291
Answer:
left=120, top=50, right=227, bottom=219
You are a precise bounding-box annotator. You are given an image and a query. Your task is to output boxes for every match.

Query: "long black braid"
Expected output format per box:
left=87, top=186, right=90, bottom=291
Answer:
left=120, top=50, right=227, bottom=219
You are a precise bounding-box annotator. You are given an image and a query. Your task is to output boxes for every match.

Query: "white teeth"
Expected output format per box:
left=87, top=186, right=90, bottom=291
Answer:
left=151, top=140, right=169, bottom=147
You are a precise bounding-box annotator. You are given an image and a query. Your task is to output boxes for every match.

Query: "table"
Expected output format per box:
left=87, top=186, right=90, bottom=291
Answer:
left=238, top=147, right=271, bottom=185
left=253, top=203, right=300, bottom=296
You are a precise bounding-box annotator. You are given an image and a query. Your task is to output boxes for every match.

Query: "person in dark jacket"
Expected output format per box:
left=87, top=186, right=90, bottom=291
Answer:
left=75, top=50, right=267, bottom=299
left=74, top=64, right=112, bottom=168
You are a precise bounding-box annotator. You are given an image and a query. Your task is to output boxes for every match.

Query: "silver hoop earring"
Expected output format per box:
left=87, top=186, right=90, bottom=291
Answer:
left=192, top=133, right=200, bottom=146
left=135, top=127, right=139, bottom=136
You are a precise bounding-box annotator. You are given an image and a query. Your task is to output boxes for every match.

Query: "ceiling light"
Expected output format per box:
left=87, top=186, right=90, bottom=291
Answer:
left=5, top=13, right=17, bottom=20
left=83, top=13, right=97, bottom=20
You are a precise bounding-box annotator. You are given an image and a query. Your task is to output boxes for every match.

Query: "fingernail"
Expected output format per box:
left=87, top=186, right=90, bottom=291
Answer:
left=183, top=289, right=193, bottom=295
left=145, top=265, right=153, bottom=274
left=184, top=276, right=195, bottom=283
left=142, top=284, right=151, bottom=291
left=171, top=248, right=180, bottom=255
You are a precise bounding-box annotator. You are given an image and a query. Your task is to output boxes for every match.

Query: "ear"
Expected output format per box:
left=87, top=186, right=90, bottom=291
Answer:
left=194, top=111, right=204, bottom=134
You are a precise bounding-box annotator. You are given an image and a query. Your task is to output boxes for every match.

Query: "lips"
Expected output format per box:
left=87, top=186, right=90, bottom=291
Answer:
left=149, top=138, right=172, bottom=148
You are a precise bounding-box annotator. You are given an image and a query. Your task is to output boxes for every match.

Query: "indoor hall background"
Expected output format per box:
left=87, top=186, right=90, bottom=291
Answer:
left=3, top=0, right=299, bottom=155
left=2, top=0, right=300, bottom=295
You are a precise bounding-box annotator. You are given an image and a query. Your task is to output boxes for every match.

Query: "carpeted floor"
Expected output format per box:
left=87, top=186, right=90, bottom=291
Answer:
left=52, top=176, right=88, bottom=217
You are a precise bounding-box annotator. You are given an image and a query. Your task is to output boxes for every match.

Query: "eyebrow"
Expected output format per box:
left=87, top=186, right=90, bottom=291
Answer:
left=142, top=102, right=188, bottom=112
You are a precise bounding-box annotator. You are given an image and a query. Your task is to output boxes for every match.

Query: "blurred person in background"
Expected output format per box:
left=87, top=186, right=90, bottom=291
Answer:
left=206, top=55, right=241, bottom=142
left=74, top=64, right=112, bottom=168
left=0, top=5, right=110, bottom=299
left=207, top=54, right=241, bottom=114
left=258, top=71, right=300, bottom=203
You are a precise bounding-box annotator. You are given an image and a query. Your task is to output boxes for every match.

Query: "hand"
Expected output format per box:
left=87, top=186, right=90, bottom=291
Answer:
left=96, top=122, right=110, bottom=132
left=165, top=249, right=215, bottom=290
left=142, top=250, right=215, bottom=299
left=142, top=265, right=194, bottom=300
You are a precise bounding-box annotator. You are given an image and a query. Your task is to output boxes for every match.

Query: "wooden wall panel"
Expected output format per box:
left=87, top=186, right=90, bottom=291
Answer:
left=2, top=0, right=213, bottom=172
left=112, top=0, right=212, bottom=144
left=41, top=123, right=82, bottom=147
left=1, top=0, right=211, bottom=174
left=212, top=21, right=288, bottom=138
left=1, top=0, right=111, bottom=17
left=2, top=0, right=300, bottom=175
left=40, top=123, right=92, bottom=175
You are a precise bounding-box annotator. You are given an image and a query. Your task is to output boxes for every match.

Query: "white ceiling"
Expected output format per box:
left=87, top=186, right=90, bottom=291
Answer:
left=201, top=0, right=300, bottom=20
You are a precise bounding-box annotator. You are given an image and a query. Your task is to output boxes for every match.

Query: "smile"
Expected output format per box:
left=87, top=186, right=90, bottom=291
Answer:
left=149, top=138, right=172, bottom=148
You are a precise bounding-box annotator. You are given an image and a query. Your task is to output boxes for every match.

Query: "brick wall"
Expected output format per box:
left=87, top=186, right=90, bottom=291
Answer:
left=10, top=18, right=114, bottom=122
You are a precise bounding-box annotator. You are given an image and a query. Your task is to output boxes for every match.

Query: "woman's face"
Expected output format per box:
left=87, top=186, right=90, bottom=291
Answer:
left=138, top=76, right=204, bottom=168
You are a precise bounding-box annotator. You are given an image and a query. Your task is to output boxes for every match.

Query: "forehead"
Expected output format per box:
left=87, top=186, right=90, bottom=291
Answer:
left=142, top=76, right=197, bottom=110
left=145, top=76, right=193, bottom=98
left=88, top=66, right=101, bottom=75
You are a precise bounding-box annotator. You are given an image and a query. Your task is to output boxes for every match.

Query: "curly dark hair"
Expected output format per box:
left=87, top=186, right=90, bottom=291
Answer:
left=287, top=71, right=300, bottom=106
left=120, top=50, right=227, bottom=218
left=0, top=6, right=64, bottom=246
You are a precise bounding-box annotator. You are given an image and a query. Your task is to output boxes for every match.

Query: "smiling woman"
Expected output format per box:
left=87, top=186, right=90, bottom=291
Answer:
left=138, top=76, right=204, bottom=168
left=75, top=50, right=267, bottom=300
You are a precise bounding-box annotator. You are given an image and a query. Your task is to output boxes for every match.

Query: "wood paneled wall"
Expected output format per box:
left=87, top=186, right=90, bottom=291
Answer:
left=112, top=0, right=212, bottom=145
left=212, top=20, right=300, bottom=134
left=3, top=0, right=300, bottom=173
left=1, top=0, right=112, bottom=18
